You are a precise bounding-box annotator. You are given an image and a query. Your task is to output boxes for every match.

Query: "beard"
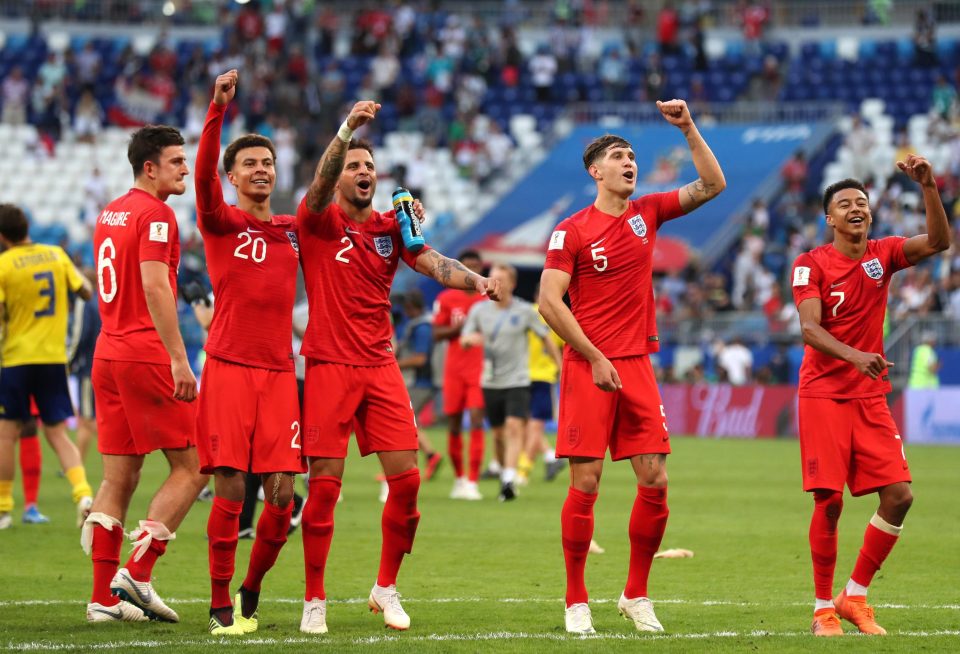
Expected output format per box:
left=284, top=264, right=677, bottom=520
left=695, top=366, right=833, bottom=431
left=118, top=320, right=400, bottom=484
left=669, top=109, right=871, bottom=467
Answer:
left=347, top=192, right=373, bottom=210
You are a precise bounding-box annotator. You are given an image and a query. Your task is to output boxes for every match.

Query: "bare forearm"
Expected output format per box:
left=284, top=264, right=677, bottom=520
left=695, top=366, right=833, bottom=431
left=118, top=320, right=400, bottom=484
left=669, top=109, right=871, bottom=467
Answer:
left=539, top=298, right=602, bottom=363
left=144, top=286, right=189, bottom=363
left=418, top=250, right=481, bottom=290
left=921, top=182, right=951, bottom=251
left=680, top=123, right=726, bottom=210
left=396, top=354, right=427, bottom=369
left=801, top=320, right=858, bottom=364
left=433, top=324, right=462, bottom=341
left=304, top=135, right=350, bottom=213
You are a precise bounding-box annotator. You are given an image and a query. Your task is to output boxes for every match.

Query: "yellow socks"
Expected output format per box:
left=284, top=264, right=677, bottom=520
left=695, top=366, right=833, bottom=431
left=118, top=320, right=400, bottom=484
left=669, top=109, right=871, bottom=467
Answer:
left=65, top=466, right=92, bottom=503
left=0, top=480, right=13, bottom=512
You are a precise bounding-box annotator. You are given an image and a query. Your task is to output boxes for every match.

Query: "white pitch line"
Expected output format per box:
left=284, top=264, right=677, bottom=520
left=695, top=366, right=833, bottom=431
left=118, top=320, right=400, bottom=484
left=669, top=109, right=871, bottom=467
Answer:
left=6, top=630, right=960, bottom=651
left=1, top=597, right=958, bottom=610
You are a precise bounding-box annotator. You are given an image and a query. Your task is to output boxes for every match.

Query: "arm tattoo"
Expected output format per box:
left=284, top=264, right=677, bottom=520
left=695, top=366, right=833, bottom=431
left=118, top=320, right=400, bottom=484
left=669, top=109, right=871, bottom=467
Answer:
left=684, top=178, right=717, bottom=206
left=305, top=138, right=348, bottom=212
left=429, top=251, right=477, bottom=289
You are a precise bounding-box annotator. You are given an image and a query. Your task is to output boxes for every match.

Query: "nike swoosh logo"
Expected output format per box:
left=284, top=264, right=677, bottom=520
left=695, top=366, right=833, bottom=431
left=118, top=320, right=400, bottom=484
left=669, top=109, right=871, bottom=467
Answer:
left=346, top=228, right=360, bottom=234
left=591, top=238, right=606, bottom=247
left=121, top=572, right=153, bottom=604
left=92, top=606, right=124, bottom=619
left=246, top=227, right=263, bottom=233
left=830, top=281, right=846, bottom=288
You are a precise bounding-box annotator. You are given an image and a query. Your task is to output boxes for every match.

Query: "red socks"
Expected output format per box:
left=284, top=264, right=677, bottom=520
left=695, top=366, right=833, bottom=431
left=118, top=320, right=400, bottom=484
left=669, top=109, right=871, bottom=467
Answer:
left=809, top=491, right=843, bottom=599
left=448, top=433, right=464, bottom=478
left=125, top=534, right=167, bottom=583
left=851, top=521, right=900, bottom=588
left=561, top=487, right=596, bottom=607
left=302, top=476, right=341, bottom=601
left=19, top=435, right=41, bottom=506
left=242, top=499, right=292, bottom=593
left=208, top=497, right=242, bottom=608
left=624, top=486, right=669, bottom=599
left=90, top=523, right=123, bottom=605
left=468, top=428, right=485, bottom=483
left=377, top=468, right=421, bottom=588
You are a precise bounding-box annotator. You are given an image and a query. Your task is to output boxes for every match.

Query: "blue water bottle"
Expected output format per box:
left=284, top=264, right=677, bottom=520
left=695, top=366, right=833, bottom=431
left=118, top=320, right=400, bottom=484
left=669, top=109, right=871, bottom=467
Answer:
left=392, top=186, right=425, bottom=253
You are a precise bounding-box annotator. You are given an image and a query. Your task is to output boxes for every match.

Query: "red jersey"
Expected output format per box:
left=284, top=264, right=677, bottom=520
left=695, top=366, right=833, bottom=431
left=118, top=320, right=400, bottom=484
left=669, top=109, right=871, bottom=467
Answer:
left=195, top=101, right=299, bottom=371
left=93, top=188, right=180, bottom=365
left=792, top=237, right=911, bottom=399
left=297, top=199, right=427, bottom=366
left=433, top=289, right=485, bottom=379
left=544, top=190, right=684, bottom=361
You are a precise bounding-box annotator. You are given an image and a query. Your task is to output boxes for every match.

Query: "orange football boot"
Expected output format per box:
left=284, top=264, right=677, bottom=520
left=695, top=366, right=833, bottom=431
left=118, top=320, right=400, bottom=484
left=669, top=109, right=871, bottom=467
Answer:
left=811, top=608, right=844, bottom=637
left=834, top=590, right=887, bottom=635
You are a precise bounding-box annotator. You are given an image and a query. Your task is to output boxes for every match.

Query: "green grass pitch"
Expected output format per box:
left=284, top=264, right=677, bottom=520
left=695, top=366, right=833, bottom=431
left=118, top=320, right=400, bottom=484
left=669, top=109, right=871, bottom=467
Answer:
left=2, top=431, right=958, bottom=652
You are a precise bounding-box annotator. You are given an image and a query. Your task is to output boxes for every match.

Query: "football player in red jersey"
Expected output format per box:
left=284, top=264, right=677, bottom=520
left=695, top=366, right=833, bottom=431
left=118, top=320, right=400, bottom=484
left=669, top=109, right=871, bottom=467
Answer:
left=195, top=69, right=305, bottom=636
left=432, top=249, right=487, bottom=500
left=539, top=99, right=725, bottom=634
left=296, top=101, right=500, bottom=634
left=85, top=125, right=208, bottom=624
left=792, top=155, right=950, bottom=637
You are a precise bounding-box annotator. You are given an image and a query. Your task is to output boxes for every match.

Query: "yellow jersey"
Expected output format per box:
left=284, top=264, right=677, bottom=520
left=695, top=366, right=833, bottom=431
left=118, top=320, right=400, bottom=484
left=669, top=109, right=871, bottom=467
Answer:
left=0, top=243, right=85, bottom=366
left=528, top=303, right=564, bottom=383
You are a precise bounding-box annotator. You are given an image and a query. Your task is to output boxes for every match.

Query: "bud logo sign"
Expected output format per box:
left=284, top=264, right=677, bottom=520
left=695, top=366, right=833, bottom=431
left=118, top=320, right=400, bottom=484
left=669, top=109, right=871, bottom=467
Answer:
left=660, top=384, right=797, bottom=438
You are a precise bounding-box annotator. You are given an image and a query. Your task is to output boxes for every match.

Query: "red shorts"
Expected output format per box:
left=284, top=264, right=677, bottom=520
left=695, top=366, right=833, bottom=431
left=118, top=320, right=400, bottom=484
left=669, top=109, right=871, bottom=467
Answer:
left=196, top=357, right=305, bottom=475
left=442, top=369, right=484, bottom=415
left=799, top=396, right=911, bottom=496
left=302, top=360, right=418, bottom=458
left=556, top=355, right=670, bottom=461
left=93, top=359, right=195, bottom=456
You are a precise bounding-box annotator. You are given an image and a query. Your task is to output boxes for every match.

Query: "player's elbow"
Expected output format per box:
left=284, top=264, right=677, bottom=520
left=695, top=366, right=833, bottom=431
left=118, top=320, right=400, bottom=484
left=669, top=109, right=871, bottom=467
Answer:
left=800, top=320, right=819, bottom=345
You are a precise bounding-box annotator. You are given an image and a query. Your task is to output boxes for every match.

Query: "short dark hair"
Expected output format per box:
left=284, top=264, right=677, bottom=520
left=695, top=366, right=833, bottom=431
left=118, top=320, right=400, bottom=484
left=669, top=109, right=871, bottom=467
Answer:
left=583, top=134, right=632, bottom=170
left=0, top=204, right=29, bottom=243
left=128, top=125, right=185, bottom=177
left=458, top=249, right=481, bottom=262
left=822, top=178, right=868, bottom=214
left=223, top=134, right=277, bottom=172
left=348, top=138, right=375, bottom=156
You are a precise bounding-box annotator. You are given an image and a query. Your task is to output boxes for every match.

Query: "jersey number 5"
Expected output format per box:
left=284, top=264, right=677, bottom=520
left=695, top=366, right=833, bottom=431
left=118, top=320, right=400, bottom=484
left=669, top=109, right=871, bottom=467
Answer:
left=830, top=291, right=845, bottom=317
left=591, top=246, right=608, bottom=272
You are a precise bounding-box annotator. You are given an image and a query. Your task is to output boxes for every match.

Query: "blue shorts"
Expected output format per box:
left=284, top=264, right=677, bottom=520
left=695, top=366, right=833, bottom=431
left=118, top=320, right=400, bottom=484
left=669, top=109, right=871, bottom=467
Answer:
left=0, top=364, right=74, bottom=423
left=529, top=381, right=554, bottom=422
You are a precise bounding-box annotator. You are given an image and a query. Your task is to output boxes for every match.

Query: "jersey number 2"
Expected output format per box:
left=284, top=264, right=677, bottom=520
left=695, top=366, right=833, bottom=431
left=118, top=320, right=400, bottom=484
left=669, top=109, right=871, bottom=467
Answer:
left=290, top=420, right=301, bottom=449
left=335, top=236, right=354, bottom=264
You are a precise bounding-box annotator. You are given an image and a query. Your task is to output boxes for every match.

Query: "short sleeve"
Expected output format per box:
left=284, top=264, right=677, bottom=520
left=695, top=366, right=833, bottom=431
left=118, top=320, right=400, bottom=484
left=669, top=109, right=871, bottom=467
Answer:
left=58, top=247, right=85, bottom=292
left=647, top=189, right=685, bottom=226
left=296, top=196, right=335, bottom=236
left=528, top=306, right=549, bottom=337
left=138, top=205, right=177, bottom=263
left=791, top=252, right=822, bottom=307
left=433, top=294, right=451, bottom=326
left=461, top=302, right=482, bottom=337
left=882, top=236, right=911, bottom=274
left=544, top=220, right=580, bottom=274
left=411, top=323, right=432, bottom=355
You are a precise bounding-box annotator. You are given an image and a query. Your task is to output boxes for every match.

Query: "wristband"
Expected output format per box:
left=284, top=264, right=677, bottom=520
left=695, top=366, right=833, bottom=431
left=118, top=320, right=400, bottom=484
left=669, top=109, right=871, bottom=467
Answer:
left=337, top=120, right=354, bottom=143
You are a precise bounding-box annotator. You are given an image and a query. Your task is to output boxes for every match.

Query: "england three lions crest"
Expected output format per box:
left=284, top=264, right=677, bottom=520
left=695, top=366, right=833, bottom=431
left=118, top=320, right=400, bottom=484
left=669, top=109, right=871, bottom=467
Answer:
left=861, top=257, right=884, bottom=280
left=286, top=231, right=300, bottom=255
left=374, top=236, right=394, bottom=257
left=627, top=213, right=647, bottom=238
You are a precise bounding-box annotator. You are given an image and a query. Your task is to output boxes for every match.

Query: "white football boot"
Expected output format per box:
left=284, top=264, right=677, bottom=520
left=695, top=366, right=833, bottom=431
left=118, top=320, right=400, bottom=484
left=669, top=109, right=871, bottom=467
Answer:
left=86, top=600, right=148, bottom=622
left=110, top=567, right=179, bottom=622
left=300, top=598, right=328, bottom=634
left=368, top=583, right=410, bottom=630
left=564, top=602, right=596, bottom=634
left=617, top=593, right=664, bottom=632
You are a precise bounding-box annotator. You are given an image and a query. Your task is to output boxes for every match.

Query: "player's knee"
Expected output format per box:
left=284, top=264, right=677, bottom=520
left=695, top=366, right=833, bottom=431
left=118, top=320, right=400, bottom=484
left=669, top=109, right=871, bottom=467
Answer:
left=886, top=486, right=913, bottom=516
left=813, top=490, right=844, bottom=520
